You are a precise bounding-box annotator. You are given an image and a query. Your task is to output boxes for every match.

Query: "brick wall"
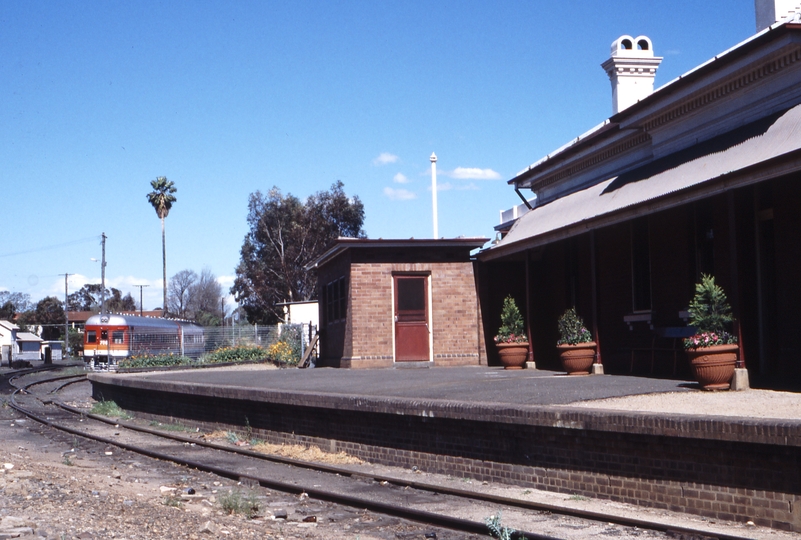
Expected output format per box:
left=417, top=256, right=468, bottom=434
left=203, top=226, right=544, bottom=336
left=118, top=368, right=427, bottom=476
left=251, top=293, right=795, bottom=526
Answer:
left=323, top=259, right=485, bottom=368
left=91, top=378, right=801, bottom=532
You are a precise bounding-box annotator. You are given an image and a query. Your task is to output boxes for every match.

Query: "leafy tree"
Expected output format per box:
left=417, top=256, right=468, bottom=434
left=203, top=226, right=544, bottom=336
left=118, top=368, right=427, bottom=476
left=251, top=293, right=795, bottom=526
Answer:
left=146, top=176, right=177, bottom=317
left=34, top=296, right=65, bottom=340
left=68, top=284, right=106, bottom=311
left=68, top=284, right=134, bottom=313
left=188, top=268, right=223, bottom=325
left=0, top=291, right=31, bottom=314
left=232, top=181, right=365, bottom=324
left=106, top=290, right=137, bottom=313
left=168, top=269, right=198, bottom=318
left=0, top=301, right=16, bottom=321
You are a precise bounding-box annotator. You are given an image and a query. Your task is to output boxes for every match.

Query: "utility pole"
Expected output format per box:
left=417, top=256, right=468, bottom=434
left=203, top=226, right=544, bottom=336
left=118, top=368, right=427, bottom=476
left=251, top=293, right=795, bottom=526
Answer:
left=430, top=153, right=438, bottom=239
left=100, top=233, right=107, bottom=314
left=134, top=284, right=149, bottom=316
left=60, top=273, right=71, bottom=359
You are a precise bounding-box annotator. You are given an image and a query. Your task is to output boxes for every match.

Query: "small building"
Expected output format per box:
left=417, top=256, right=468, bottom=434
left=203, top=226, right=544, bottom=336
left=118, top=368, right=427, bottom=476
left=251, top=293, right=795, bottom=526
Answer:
left=41, top=341, right=63, bottom=362
left=15, top=332, right=43, bottom=362
left=309, top=237, right=488, bottom=368
left=0, top=320, right=18, bottom=365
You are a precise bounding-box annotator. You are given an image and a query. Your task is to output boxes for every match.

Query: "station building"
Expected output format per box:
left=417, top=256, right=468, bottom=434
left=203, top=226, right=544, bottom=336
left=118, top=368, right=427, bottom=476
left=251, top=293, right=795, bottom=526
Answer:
left=478, top=1, right=801, bottom=388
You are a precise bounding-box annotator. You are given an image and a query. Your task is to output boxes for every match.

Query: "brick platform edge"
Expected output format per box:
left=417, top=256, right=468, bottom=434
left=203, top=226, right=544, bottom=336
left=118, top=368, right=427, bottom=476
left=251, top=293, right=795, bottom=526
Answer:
left=89, top=374, right=801, bottom=532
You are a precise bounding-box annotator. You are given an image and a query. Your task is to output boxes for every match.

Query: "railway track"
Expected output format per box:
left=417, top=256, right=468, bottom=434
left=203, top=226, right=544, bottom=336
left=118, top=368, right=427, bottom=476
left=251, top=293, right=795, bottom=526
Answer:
left=6, top=366, right=760, bottom=540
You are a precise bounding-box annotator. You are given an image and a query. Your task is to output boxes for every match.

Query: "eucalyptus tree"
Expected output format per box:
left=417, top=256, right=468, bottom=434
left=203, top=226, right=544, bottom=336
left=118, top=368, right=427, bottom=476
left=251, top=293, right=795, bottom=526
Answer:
left=146, top=176, right=177, bottom=317
left=232, top=181, right=365, bottom=324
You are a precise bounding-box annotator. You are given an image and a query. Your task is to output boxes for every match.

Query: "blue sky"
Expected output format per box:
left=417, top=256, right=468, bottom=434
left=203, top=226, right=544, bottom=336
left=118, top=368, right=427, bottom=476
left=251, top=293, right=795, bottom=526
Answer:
left=1, top=0, right=755, bottom=310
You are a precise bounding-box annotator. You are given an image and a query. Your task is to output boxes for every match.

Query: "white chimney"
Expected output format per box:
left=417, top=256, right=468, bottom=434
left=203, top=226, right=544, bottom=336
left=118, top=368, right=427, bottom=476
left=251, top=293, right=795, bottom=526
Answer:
left=601, top=35, right=662, bottom=115
left=755, top=0, right=801, bottom=31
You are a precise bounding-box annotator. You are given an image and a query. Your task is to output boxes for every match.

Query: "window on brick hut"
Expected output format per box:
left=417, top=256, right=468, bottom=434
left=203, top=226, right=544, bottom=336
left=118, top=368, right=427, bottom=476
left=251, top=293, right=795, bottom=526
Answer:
left=631, top=217, right=652, bottom=312
left=325, top=277, right=347, bottom=325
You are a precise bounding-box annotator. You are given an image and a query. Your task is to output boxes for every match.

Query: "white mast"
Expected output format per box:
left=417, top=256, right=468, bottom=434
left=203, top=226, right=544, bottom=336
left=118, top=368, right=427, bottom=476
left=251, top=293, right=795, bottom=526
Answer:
left=430, top=152, right=438, bottom=239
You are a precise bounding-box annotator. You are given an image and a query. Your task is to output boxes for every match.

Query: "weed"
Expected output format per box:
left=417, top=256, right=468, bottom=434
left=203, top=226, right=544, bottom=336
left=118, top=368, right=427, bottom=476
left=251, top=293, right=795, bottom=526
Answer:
left=485, top=511, right=515, bottom=540
left=162, top=495, right=182, bottom=508
left=521, top=489, right=531, bottom=495
left=219, top=489, right=260, bottom=518
left=62, top=455, right=73, bottom=466
left=90, top=400, right=131, bottom=420
left=226, top=431, right=239, bottom=444
left=569, top=494, right=590, bottom=501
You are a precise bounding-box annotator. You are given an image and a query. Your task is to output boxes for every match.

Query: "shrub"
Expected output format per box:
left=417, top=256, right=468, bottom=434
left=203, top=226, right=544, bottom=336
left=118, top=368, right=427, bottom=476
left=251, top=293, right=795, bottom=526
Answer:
left=557, top=307, right=593, bottom=345
left=494, top=296, right=526, bottom=344
left=684, top=274, right=737, bottom=349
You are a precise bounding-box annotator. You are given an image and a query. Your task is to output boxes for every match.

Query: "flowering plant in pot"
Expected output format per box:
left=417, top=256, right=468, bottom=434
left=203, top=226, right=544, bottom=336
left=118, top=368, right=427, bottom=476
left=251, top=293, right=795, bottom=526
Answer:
left=684, top=274, right=738, bottom=390
left=556, top=307, right=596, bottom=375
left=494, top=296, right=528, bottom=369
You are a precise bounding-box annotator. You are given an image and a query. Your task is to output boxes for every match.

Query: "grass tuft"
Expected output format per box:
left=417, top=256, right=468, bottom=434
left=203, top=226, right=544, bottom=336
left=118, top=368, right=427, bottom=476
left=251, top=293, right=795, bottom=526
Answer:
left=90, top=400, right=132, bottom=420
left=219, top=489, right=260, bottom=518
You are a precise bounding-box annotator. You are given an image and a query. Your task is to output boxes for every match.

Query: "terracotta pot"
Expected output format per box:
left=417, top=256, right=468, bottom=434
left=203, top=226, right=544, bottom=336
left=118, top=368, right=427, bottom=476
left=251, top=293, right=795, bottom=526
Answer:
left=557, top=342, right=597, bottom=375
left=496, top=342, right=529, bottom=369
left=686, top=344, right=738, bottom=390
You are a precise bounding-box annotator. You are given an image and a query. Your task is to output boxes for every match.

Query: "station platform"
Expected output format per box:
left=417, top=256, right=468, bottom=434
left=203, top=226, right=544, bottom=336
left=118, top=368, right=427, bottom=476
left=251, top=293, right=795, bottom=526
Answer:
left=88, top=365, right=801, bottom=532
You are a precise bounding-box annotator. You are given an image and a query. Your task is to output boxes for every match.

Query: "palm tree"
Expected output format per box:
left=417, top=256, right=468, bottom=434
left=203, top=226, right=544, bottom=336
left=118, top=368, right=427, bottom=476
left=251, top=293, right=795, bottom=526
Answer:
left=146, top=176, right=177, bottom=317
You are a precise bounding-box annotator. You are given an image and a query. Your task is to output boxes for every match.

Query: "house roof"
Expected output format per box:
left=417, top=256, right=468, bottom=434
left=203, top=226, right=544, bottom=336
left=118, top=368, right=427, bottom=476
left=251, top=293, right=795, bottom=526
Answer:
left=307, top=237, right=489, bottom=270
left=511, top=22, right=801, bottom=192
left=482, top=102, right=801, bottom=260
left=16, top=332, right=43, bottom=342
left=0, top=320, right=19, bottom=331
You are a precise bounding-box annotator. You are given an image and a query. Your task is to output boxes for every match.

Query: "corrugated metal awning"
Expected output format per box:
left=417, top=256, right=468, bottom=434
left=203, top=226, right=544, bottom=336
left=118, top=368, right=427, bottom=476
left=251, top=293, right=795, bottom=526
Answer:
left=481, top=103, right=801, bottom=261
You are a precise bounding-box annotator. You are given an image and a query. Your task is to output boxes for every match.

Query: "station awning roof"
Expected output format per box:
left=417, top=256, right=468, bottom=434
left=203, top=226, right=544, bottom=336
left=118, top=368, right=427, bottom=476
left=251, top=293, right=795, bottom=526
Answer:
left=481, top=103, right=801, bottom=261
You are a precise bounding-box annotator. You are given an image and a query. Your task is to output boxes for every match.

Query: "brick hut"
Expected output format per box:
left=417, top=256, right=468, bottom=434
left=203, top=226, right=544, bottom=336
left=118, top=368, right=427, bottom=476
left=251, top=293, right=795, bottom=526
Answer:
left=308, top=237, right=488, bottom=368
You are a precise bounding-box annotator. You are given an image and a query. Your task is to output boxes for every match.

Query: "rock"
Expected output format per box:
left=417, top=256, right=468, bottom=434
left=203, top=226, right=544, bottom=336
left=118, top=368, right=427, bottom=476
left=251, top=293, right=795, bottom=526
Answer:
left=199, top=521, right=215, bottom=535
left=3, top=464, right=12, bottom=470
left=272, top=509, right=288, bottom=520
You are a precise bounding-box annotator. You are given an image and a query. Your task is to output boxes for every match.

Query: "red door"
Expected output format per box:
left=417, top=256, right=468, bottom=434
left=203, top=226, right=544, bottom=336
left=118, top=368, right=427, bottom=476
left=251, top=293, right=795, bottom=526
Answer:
left=394, top=275, right=430, bottom=361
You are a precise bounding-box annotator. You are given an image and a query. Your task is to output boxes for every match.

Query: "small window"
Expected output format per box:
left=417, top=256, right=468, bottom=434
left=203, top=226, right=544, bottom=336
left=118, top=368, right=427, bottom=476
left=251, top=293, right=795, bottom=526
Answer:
left=112, top=330, right=124, bottom=344
left=86, top=331, right=97, bottom=344
left=100, top=330, right=108, bottom=342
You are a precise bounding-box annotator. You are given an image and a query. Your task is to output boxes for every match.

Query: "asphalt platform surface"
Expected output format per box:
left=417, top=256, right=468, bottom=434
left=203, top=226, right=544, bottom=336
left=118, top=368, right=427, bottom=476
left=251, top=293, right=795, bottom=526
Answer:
left=129, top=365, right=696, bottom=406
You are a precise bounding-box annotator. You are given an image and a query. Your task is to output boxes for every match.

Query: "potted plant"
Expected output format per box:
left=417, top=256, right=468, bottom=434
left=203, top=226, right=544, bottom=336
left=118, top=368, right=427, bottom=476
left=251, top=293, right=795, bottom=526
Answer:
left=556, top=307, right=596, bottom=375
left=684, top=274, right=738, bottom=390
left=494, top=296, right=529, bottom=369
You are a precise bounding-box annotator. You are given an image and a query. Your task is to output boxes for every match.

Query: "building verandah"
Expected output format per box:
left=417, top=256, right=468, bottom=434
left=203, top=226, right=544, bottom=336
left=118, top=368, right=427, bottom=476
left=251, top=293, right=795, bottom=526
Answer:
left=478, top=173, right=801, bottom=388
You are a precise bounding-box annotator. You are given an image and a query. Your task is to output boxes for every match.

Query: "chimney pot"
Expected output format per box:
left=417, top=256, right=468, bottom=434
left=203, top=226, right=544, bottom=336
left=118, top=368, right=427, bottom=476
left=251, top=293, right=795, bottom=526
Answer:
left=601, top=35, right=663, bottom=115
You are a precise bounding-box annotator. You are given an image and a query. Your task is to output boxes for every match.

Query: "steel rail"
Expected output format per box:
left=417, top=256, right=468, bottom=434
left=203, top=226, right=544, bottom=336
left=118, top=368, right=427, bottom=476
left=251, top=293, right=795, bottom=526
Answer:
left=9, top=369, right=754, bottom=540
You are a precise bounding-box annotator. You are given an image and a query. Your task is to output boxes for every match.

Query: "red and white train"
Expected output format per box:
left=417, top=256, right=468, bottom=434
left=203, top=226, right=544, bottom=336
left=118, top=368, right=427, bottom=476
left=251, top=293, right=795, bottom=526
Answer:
left=83, top=314, right=204, bottom=365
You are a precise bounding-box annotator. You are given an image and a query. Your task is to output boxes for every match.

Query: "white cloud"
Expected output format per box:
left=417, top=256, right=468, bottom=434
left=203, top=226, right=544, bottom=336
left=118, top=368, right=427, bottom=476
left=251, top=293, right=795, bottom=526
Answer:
left=446, top=167, right=502, bottom=180
left=383, top=187, right=416, bottom=201
left=393, top=172, right=409, bottom=184
left=373, top=152, right=399, bottom=166
left=429, top=182, right=453, bottom=192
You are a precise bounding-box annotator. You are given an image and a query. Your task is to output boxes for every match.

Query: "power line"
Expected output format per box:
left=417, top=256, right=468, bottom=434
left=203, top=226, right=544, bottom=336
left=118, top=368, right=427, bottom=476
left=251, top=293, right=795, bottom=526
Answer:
left=0, top=236, right=100, bottom=259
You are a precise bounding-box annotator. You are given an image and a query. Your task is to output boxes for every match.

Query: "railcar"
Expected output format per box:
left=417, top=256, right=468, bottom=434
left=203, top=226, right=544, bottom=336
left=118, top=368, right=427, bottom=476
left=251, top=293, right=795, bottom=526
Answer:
left=83, top=314, right=204, bottom=365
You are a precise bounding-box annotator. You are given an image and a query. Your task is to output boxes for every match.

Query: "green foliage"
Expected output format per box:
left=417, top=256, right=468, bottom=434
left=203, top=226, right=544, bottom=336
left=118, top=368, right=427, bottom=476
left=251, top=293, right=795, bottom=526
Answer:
left=119, top=354, right=195, bottom=369
left=684, top=274, right=737, bottom=349
left=146, top=176, right=177, bottom=220
left=485, top=511, right=516, bottom=540
left=232, top=181, right=365, bottom=324
left=494, top=296, right=526, bottom=344
left=219, top=490, right=261, bottom=518
left=687, top=274, right=734, bottom=335
left=201, top=345, right=267, bottom=364
left=91, top=400, right=131, bottom=420
left=557, top=307, right=593, bottom=345
left=268, top=324, right=302, bottom=365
